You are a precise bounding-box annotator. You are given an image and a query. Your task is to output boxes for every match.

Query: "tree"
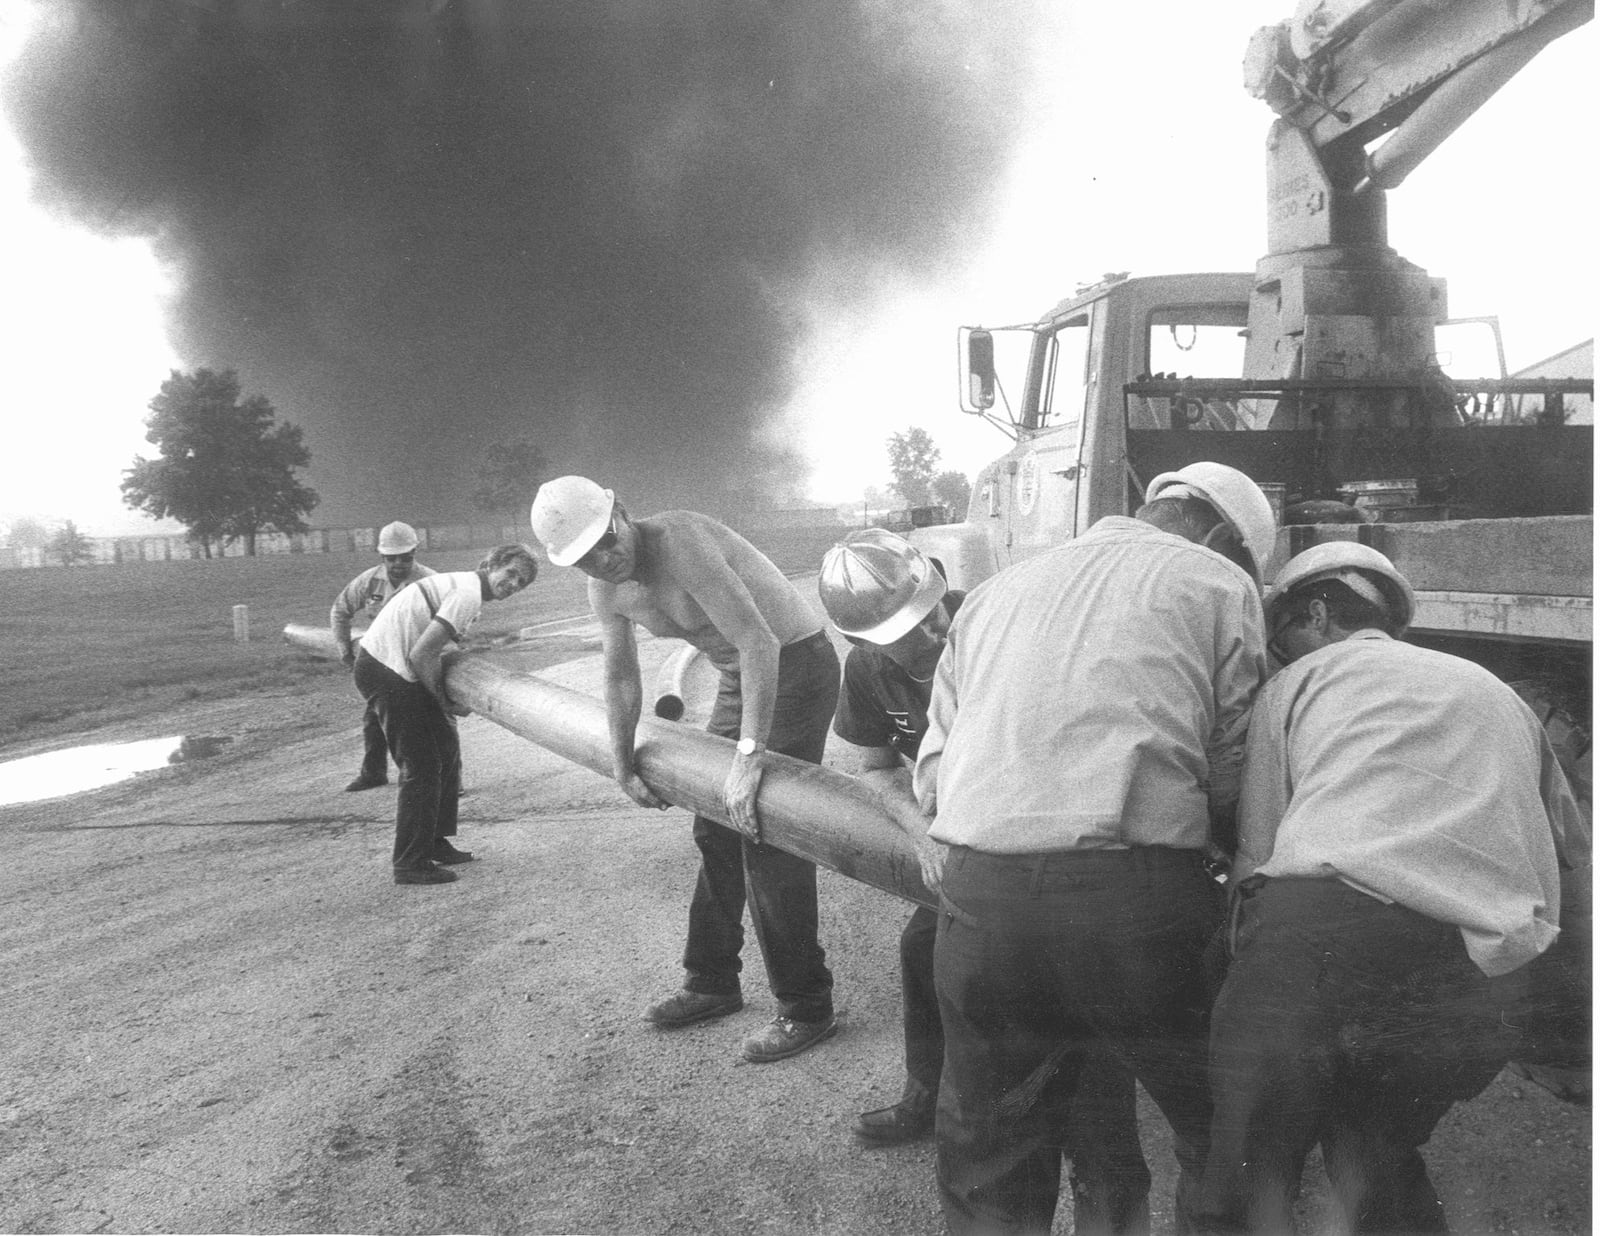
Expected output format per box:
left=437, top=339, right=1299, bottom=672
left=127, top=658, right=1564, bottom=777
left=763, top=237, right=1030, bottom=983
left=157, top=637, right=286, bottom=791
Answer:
left=471, top=438, right=550, bottom=528
left=2, top=515, right=53, bottom=549
left=121, top=369, right=318, bottom=557
left=932, top=469, right=973, bottom=517
left=887, top=426, right=940, bottom=507
left=48, top=520, right=94, bottom=566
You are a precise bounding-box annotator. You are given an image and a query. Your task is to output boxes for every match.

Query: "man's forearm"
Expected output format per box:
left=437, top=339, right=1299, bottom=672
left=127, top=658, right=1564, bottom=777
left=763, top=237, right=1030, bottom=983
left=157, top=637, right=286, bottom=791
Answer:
left=735, top=642, right=780, bottom=747
left=605, top=673, right=644, bottom=779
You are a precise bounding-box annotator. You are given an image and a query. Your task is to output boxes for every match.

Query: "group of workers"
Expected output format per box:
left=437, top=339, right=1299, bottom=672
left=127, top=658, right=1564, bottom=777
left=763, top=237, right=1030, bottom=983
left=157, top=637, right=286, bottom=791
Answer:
left=332, top=463, right=1587, bottom=1234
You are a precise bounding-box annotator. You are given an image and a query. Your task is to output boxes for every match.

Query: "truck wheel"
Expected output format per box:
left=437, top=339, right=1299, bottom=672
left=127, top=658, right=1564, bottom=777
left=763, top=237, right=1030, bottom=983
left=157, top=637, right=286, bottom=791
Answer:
left=1507, top=677, right=1591, bottom=1106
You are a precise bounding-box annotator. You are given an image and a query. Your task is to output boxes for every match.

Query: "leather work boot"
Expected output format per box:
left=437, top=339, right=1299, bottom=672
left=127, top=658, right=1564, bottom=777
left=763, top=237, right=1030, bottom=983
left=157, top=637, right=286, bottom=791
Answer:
left=434, top=839, right=475, bottom=864
left=644, top=990, right=744, bottom=1028
left=741, top=1014, right=838, bottom=1063
left=393, top=862, right=458, bottom=886
left=853, top=1083, right=936, bottom=1146
left=345, top=774, right=388, bottom=792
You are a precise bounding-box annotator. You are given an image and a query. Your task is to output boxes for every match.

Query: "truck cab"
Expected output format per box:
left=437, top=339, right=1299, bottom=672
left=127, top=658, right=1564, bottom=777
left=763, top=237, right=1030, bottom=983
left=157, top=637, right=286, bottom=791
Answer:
left=913, top=270, right=1592, bottom=745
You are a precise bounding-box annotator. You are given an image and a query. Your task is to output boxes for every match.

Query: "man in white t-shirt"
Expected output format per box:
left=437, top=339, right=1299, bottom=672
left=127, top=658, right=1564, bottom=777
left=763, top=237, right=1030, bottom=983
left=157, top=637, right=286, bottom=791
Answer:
left=353, top=543, right=538, bottom=885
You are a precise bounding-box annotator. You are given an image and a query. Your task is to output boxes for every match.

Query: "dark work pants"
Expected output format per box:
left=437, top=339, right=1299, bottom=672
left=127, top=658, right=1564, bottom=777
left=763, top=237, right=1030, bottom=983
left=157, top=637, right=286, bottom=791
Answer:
left=353, top=651, right=461, bottom=870
left=902, top=900, right=1152, bottom=1235
left=682, top=632, right=838, bottom=1023
left=358, top=696, right=389, bottom=781
left=1197, top=878, right=1528, bottom=1235
left=935, top=844, right=1221, bottom=1236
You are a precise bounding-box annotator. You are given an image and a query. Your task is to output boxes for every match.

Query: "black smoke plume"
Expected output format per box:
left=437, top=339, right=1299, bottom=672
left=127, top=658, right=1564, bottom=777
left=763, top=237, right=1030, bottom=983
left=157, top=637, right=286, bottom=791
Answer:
left=5, top=0, right=1046, bottom=524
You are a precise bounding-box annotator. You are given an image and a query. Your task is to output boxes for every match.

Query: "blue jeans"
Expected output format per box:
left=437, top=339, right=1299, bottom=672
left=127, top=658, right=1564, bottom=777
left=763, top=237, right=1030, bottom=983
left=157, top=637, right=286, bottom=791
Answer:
left=935, top=844, right=1221, bottom=1235
left=1197, top=877, right=1529, bottom=1234
left=681, top=632, right=838, bottom=1022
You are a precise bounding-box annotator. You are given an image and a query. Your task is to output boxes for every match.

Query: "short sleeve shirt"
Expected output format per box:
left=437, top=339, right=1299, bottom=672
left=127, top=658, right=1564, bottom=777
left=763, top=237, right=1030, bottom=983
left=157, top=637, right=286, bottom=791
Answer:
left=359, top=571, right=486, bottom=682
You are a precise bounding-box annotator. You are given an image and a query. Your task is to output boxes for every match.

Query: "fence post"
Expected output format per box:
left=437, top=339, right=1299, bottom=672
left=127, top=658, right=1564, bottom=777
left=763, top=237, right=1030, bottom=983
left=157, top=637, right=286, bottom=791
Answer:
left=233, top=604, right=250, bottom=643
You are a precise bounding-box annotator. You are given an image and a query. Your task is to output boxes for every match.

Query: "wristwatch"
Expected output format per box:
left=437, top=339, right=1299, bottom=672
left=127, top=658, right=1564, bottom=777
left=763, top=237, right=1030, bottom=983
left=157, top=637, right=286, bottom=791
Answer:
left=735, top=737, right=764, bottom=757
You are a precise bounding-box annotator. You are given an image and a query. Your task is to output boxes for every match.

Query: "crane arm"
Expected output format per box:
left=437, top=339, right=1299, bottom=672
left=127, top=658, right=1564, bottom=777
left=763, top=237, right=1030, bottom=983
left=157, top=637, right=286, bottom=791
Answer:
left=1246, top=0, right=1592, bottom=192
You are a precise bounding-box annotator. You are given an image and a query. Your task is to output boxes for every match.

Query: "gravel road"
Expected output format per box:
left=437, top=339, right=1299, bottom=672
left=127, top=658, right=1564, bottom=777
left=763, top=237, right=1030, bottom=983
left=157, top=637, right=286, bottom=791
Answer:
left=0, top=627, right=1589, bottom=1235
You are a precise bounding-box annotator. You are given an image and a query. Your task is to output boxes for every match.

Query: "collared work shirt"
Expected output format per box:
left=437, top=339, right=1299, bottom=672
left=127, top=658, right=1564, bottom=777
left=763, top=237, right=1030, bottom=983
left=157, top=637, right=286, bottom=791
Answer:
left=1235, top=629, right=1589, bottom=976
left=914, top=517, right=1266, bottom=854
left=329, top=562, right=436, bottom=644
left=359, top=572, right=486, bottom=682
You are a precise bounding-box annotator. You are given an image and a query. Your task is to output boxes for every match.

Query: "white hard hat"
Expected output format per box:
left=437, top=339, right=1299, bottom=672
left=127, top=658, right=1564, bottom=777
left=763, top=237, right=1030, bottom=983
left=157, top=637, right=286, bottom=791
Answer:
left=1145, top=462, right=1276, bottom=580
left=530, top=475, right=615, bottom=566
left=376, top=521, right=420, bottom=554
left=1264, top=541, right=1416, bottom=633
left=818, top=528, right=948, bottom=644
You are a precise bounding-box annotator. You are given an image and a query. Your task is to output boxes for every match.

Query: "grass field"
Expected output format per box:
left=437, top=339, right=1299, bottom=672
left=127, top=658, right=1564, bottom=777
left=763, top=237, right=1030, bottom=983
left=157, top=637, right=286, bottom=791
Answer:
left=0, top=526, right=846, bottom=752
left=0, top=549, right=591, bottom=751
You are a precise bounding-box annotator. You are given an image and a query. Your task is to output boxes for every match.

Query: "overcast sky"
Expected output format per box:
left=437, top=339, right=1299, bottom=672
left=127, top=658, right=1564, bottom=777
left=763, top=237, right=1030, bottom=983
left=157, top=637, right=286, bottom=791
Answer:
left=1, top=1, right=1592, bottom=536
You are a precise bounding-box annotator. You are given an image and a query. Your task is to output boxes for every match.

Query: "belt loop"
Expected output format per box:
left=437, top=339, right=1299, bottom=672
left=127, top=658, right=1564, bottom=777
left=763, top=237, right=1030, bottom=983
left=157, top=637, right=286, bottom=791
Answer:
left=1227, top=874, right=1267, bottom=958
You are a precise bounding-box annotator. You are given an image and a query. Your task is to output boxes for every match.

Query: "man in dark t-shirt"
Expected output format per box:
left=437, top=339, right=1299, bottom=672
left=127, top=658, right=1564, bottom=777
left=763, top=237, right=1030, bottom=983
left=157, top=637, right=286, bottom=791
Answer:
left=819, top=529, right=1151, bottom=1233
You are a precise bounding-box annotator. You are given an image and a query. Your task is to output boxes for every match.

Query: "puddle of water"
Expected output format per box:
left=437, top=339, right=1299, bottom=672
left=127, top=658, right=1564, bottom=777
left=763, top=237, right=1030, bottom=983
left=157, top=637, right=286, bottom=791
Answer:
left=0, top=735, right=234, bottom=807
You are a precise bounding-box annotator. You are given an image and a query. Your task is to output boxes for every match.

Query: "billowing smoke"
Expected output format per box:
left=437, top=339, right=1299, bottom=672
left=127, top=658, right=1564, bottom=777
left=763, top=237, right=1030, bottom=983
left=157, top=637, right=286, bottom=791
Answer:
left=4, top=0, right=1046, bottom=524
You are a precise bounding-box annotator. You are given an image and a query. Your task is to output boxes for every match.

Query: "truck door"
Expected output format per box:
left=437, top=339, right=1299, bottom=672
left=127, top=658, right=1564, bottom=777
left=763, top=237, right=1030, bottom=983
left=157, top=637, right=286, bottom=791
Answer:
left=1008, top=310, right=1092, bottom=559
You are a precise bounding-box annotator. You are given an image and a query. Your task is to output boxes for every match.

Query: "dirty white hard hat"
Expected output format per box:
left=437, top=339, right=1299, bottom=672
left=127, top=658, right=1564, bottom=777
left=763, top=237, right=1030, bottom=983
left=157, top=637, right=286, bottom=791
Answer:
left=1145, top=462, right=1277, bottom=581
left=819, top=528, right=948, bottom=645
left=1264, top=541, right=1416, bottom=633
left=530, top=475, right=615, bottom=566
left=376, top=521, right=420, bottom=554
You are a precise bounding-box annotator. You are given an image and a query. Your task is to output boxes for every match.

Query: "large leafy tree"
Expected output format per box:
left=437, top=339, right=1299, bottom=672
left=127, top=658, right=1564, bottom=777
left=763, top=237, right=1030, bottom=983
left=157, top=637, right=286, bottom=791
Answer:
left=122, top=369, right=318, bottom=557
left=887, top=426, right=940, bottom=507
left=471, top=438, right=550, bottom=527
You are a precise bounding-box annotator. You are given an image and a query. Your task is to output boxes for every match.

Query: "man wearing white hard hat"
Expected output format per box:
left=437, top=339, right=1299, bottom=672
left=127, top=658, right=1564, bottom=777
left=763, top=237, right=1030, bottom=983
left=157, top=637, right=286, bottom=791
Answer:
left=330, top=521, right=435, bottom=792
left=912, top=461, right=1273, bottom=1234
left=530, top=475, right=839, bottom=1065
left=1196, top=543, right=1589, bottom=1234
left=818, top=528, right=1152, bottom=1231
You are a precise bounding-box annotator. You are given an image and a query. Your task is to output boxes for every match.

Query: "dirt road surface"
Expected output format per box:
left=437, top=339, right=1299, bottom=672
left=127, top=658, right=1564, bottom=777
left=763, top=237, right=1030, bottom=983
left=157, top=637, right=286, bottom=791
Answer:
left=1, top=615, right=1590, bottom=1235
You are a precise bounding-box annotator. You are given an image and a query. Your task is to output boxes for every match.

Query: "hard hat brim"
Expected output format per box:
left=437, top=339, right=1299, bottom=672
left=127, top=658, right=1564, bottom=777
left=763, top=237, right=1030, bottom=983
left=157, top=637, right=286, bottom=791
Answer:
left=541, top=491, right=616, bottom=566
left=841, top=565, right=948, bottom=645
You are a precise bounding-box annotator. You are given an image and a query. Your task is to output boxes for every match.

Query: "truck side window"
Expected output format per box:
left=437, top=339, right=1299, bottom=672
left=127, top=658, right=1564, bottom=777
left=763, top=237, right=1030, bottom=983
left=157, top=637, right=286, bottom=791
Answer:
left=1038, top=317, right=1089, bottom=428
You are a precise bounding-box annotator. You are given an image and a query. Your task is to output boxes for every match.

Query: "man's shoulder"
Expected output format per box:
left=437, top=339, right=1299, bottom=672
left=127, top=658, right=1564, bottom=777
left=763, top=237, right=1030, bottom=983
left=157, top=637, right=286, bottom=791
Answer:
left=343, top=563, right=383, bottom=589
left=647, top=511, right=778, bottom=577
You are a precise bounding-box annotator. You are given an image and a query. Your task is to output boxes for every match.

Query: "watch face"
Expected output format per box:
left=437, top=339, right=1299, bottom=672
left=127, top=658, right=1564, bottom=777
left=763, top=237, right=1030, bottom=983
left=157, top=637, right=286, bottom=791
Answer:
left=737, top=738, right=755, bottom=755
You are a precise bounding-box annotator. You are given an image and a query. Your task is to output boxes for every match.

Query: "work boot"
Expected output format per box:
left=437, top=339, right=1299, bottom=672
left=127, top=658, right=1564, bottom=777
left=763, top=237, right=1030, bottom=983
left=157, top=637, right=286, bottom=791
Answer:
left=434, top=839, right=474, bottom=864
left=853, top=1081, right=936, bottom=1146
left=741, top=1014, right=838, bottom=1063
left=643, top=989, right=744, bottom=1028
left=345, top=773, right=388, bottom=792
left=393, top=862, right=458, bottom=886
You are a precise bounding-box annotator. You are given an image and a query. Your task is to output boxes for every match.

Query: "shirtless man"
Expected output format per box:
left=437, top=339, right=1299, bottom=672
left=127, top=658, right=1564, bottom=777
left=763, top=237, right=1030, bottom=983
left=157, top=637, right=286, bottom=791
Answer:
left=530, top=476, right=839, bottom=1063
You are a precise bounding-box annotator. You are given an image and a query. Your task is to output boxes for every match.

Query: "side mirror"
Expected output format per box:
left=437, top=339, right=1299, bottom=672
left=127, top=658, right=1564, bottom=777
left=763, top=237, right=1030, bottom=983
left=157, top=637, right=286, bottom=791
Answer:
left=964, top=328, right=996, bottom=411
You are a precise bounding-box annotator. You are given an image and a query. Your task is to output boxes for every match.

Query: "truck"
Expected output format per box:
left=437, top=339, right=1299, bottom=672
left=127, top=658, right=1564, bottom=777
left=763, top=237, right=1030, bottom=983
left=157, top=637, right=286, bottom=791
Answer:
left=914, top=0, right=1593, bottom=806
